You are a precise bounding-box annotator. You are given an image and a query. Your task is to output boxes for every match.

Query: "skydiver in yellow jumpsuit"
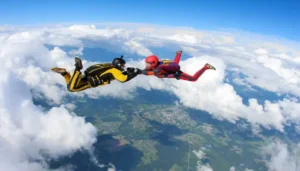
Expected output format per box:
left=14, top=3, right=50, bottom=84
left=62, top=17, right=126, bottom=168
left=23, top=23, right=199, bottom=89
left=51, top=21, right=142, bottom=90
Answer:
left=51, top=56, right=142, bottom=92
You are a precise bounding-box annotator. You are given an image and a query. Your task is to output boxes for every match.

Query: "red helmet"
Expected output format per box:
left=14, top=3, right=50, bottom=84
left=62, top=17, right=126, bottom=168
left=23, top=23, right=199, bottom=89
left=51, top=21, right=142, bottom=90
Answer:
left=145, top=55, right=159, bottom=70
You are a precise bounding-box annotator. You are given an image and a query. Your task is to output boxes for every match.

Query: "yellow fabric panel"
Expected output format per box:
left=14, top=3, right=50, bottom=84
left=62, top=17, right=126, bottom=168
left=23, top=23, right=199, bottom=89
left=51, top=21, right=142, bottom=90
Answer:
left=99, top=68, right=128, bottom=82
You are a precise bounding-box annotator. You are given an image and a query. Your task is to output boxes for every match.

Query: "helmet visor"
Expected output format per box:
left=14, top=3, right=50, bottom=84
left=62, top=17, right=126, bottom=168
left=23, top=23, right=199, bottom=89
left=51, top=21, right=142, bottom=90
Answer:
left=119, top=63, right=125, bottom=70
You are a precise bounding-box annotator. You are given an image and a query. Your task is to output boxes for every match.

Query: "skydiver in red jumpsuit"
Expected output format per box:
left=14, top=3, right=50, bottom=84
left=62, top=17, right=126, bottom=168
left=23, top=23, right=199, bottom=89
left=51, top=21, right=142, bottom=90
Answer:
left=141, top=50, right=216, bottom=81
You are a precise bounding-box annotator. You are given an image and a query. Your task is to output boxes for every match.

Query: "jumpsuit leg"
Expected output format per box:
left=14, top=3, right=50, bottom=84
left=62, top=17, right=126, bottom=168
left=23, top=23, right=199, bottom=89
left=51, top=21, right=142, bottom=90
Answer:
left=179, top=67, right=207, bottom=81
left=66, top=69, right=91, bottom=92
left=173, top=51, right=182, bottom=64
left=167, top=63, right=215, bottom=81
left=62, top=72, right=71, bottom=83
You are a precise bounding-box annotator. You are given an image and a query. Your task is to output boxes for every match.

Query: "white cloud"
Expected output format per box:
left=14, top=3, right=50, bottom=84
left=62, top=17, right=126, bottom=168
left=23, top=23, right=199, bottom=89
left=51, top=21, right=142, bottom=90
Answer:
left=197, top=165, right=214, bottom=171
left=0, top=54, right=97, bottom=170
left=263, top=141, right=300, bottom=171
left=295, top=125, right=300, bottom=134
left=1, top=23, right=300, bottom=132
left=1, top=23, right=300, bottom=170
left=106, top=164, right=117, bottom=171
left=0, top=25, right=16, bottom=32
left=193, top=149, right=214, bottom=171
left=244, top=169, right=254, bottom=171
left=229, top=166, right=254, bottom=171
left=124, top=38, right=153, bottom=56
left=255, top=48, right=268, bottom=55
left=168, top=34, right=198, bottom=44
left=229, top=166, right=235, bottom=171
left=68, top=47, right=84, bottom=56
left=64, top=103, right=77, bottom=111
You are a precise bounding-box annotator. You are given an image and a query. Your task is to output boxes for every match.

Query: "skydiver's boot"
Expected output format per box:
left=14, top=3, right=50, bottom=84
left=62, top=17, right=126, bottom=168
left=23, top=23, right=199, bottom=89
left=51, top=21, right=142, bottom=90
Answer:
left=75, top=57, right=83, bottom=70
left=51, top=67, right=71, bottom=83
left=51, top=67, right=68, bottom=75
left=204, top=63, right=216, bottom=70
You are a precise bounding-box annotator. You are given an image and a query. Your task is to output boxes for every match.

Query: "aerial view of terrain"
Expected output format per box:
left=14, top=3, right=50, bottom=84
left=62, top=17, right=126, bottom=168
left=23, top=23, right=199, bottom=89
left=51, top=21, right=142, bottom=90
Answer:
left=43, top=87, right=295, bottom=171
left=1, top=2, right=300, bottom=171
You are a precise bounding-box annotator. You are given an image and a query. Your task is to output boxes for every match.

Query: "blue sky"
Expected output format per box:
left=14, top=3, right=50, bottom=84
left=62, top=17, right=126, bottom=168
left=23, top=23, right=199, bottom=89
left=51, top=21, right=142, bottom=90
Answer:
left=1, top=0, right=299, bottom=41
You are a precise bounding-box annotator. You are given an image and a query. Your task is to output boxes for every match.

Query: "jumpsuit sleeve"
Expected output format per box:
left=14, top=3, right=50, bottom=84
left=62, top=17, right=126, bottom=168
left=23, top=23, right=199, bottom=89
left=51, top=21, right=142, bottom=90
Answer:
left=143, top=63, right=180, bottom=78
left=141, top=68, right=162, bottom=76
left=107, top=68, right=139, bottom=83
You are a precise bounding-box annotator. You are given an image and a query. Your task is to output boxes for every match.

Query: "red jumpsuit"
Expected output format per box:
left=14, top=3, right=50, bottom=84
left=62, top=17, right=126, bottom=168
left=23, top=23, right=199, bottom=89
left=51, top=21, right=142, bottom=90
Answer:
left=142, top=52, right=213, bottom=81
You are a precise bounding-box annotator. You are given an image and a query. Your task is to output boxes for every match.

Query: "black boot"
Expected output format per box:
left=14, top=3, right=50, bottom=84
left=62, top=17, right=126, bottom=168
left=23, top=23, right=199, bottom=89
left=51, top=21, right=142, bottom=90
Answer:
left=75, top=57, right=83, bottom=70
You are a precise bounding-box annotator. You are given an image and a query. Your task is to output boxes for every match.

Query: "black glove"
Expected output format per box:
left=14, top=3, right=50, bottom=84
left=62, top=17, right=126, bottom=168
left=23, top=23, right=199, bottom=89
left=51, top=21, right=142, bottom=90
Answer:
left=174, top=71, right=182, bottom=80
left=126, top=67, right=142, bottom=74
left=87, top=76, right=103, bottom=87
left=135, top=68, right=142, bottom=74
left=122, top=68, right=142, bottom=82
left=126, top=67, right=135, bottom=73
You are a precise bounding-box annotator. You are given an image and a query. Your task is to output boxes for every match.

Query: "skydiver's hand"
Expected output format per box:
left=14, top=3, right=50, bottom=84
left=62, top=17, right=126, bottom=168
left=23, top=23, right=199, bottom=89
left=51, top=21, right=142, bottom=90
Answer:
left=177, top=50, right=182, bottom=54
left=135, top=68, right=142, bottom=74
left=157, top=74, right=164, bottom=78
left=126, top=67, right=135, bottom=73
left=127, top=67, right=142, bottom=74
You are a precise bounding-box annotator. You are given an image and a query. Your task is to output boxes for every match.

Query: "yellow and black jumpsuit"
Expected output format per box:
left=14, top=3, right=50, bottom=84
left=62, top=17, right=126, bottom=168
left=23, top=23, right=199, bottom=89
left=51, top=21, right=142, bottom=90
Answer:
left=61, top=68, right=138, bottom=92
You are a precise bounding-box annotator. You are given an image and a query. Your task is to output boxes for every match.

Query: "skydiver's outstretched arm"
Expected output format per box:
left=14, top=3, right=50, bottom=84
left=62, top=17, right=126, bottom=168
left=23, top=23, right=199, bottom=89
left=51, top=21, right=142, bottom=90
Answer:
left=141, top=62, right=180, bottom=78
left=103, top=68, right=141, bottom=83
left=141, top=68, right=162, bottom=76
left=142, top=62, right=180, bottom=75
left=123, top=68, right=142, bottom=82
left=173, top=50, right=182, bottom=64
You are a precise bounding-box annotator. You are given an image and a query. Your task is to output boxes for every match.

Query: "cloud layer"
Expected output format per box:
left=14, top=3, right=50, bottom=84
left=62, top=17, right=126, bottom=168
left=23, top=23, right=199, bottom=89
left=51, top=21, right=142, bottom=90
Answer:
left=0, top=28, right=98, bottom=170
left=1, top=23, right=300, bottom=170
left=193, top=149, right=213, bottom=171
left=263, top=141, right=300, bottom=171
left=2, top=23, right=300, bottom=131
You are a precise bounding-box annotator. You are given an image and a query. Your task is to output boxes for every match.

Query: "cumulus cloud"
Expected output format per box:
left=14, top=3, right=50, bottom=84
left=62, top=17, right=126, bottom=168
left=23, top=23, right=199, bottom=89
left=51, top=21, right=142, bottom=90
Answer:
left=244, top=169, right=254, bottom=171
left=64, top=103, right=77, bottom=111
left=263, top=141, right=300, bottom=171
left=2, top=23, right=300, bottom=132
left=106, top=23, right=300, bottom=97
left=0, top=25, right=16, bottom=32
left=229, top=166, right=235, bottom=171
left=0, top=69, right=97, bottom=171
left=0, top=28, right=98, bottom=170
left=193, top=149, right=213, bottom=171
left=1, top=22, right=300, bottom=170
left=229, top=166, right=254, bottom=171
left=68, top=47, right=84, bottom=56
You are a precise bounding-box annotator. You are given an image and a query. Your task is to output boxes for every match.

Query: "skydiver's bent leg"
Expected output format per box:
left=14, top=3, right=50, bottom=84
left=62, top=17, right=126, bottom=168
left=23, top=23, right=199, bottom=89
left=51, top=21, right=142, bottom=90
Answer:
left=181, top=63, right=215, bottom=81
left=66, top=69, right=90, bottom=92
left=65, top=57, right=90, bottom=92
left=51, top=67, right=90, bottom=92
left=167, top=63, right=216, bottom=81
left=51, top=68, right=71, bottom=83
left=173, top=51, right=182, bottom=64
